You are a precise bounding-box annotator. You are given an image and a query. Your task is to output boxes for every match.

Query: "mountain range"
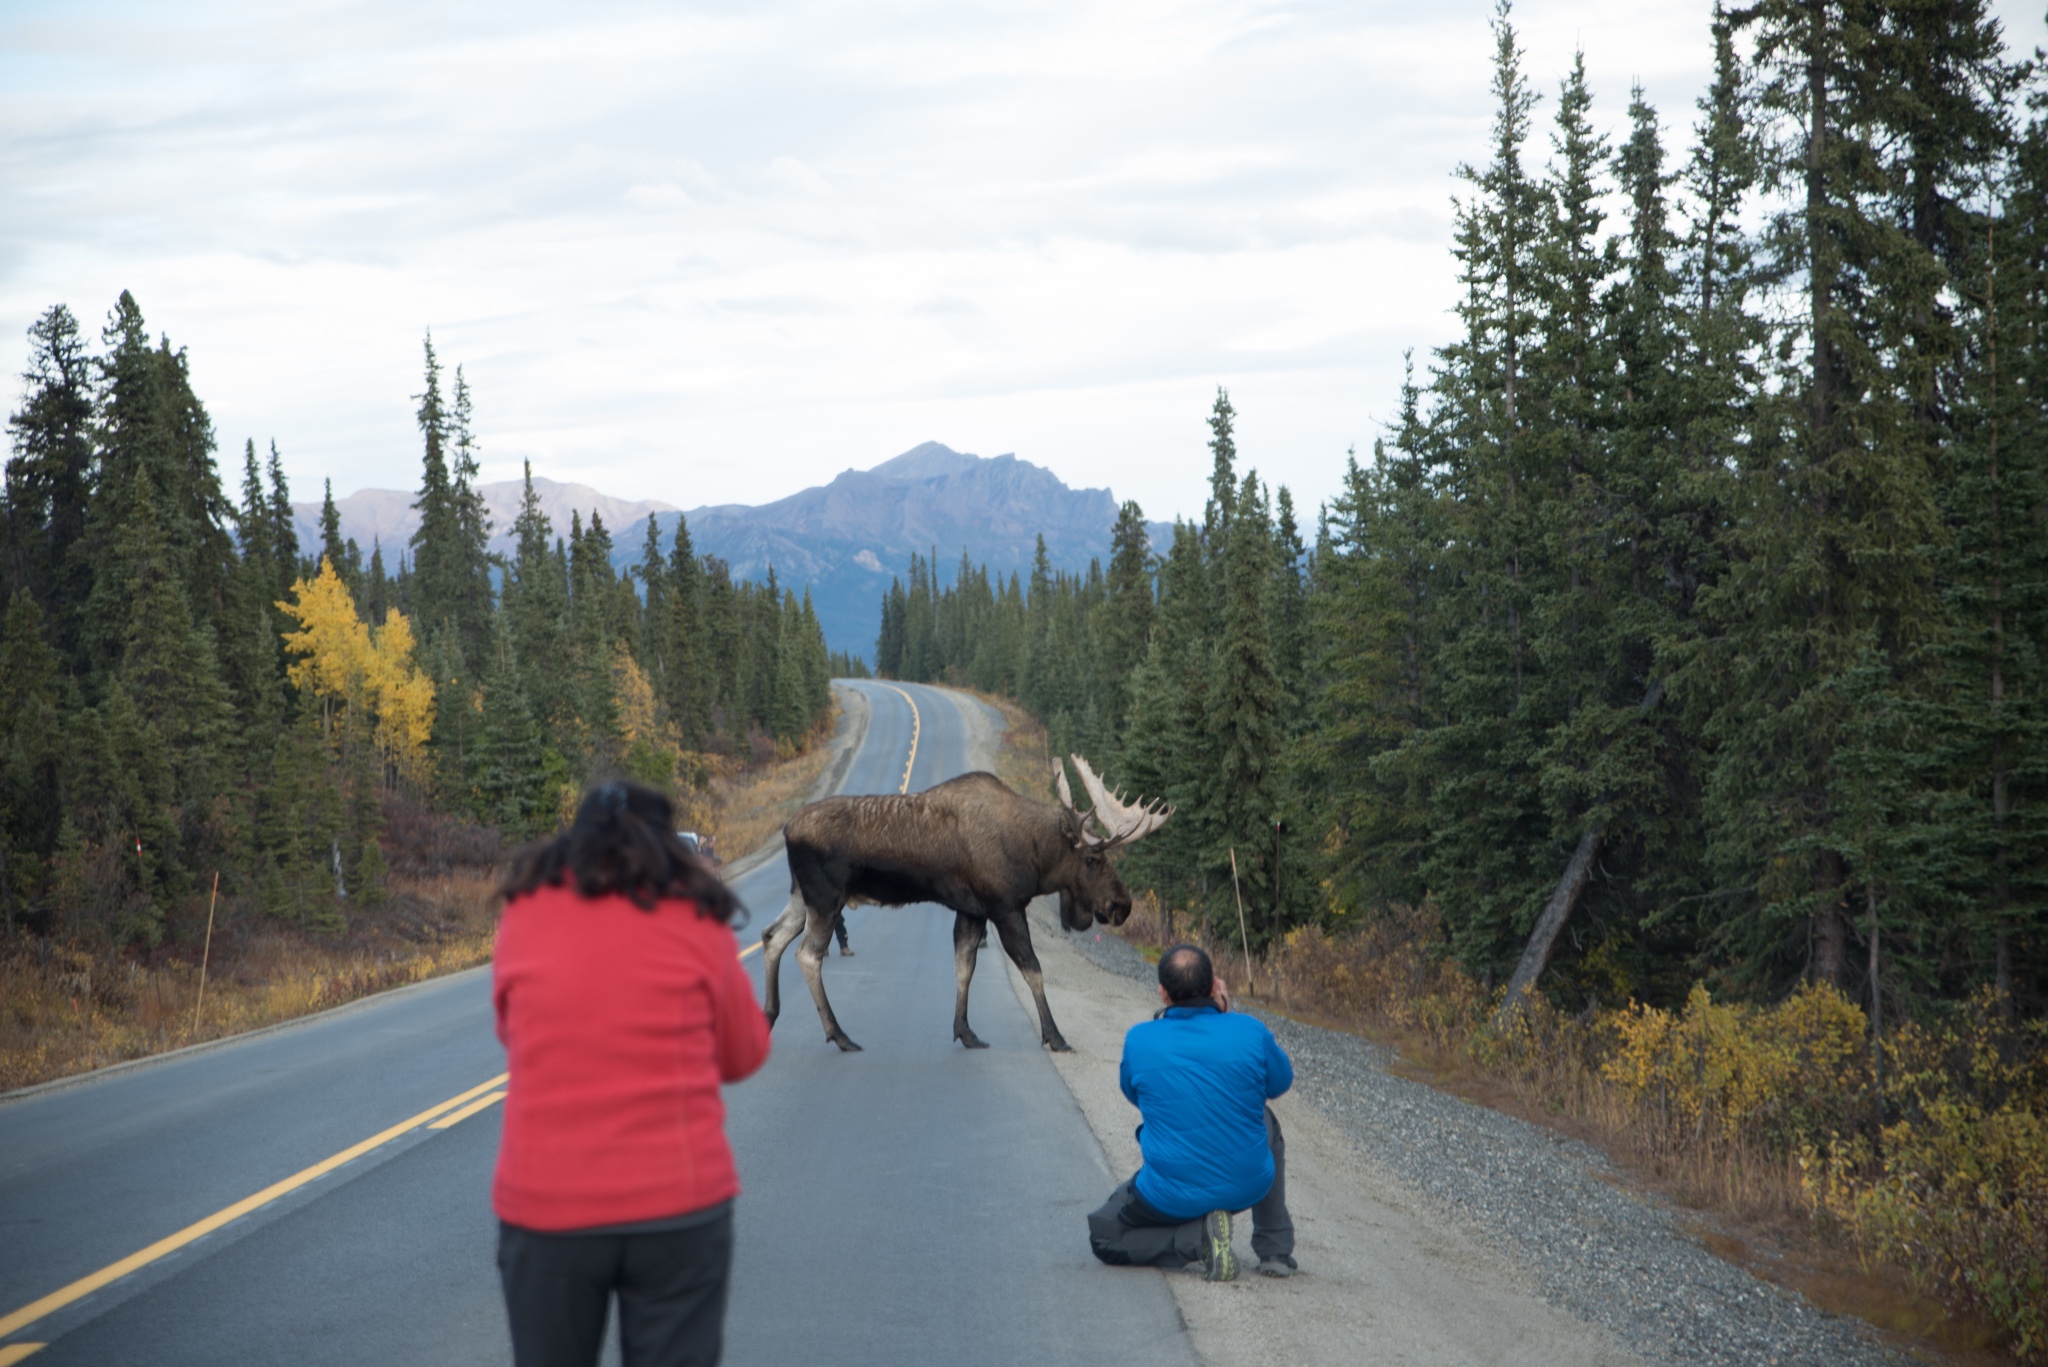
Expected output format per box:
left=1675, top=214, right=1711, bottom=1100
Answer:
left=302, top=443, right=1164, bottom=657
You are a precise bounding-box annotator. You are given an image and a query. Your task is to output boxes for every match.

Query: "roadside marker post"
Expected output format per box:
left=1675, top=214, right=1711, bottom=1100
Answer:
left=1229, top=847, right=1255, bottom=998
left=192, top=872, right=219, bottom=1039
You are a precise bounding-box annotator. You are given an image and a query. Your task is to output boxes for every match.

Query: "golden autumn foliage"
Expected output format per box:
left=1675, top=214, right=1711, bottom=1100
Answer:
left=1603, top=982, right=1872, bottom=1147
left=277, top=558, right=436, bottom=783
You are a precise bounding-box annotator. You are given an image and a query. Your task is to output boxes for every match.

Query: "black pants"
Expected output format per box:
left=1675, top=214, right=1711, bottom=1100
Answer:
left=498, top=1210, right=734, bottom=1367
left=832, top=909, right=851, bottom=951
left=1087, top=1105, right=1295, bottom=1268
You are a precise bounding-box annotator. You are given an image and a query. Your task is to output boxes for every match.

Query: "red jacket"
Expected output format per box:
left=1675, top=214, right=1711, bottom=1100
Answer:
left=492, top=883, right=771, bottom=1231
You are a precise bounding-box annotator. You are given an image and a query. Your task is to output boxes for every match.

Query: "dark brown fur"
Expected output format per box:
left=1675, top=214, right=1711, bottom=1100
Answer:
left=760, top=771, right=1133, bottom=1052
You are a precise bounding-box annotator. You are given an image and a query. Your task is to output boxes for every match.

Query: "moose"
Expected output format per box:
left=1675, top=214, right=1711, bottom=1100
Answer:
left=759, top=756, right=1171, bottom=1053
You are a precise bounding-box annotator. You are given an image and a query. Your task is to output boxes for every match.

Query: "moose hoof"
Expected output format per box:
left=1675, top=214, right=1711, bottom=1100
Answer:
left=830, top=1035, right=864, bottom=1053
left=1045, top=1038, right=1074, bottom=1054
left=955, top=1029, right=989, bottom=1050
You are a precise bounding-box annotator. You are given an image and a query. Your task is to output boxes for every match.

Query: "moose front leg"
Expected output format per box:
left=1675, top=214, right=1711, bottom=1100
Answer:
left=990, top=907, right=1072, bottom=1052
left=759, top=893, right=809, bottom=1029
left=796, top=904, right=862, bottom=1052
left=952, top=913, right=989, bottom=1049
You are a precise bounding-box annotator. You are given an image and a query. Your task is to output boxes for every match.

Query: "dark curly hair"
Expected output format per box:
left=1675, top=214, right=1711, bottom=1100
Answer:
left=500, top=780, right=741, bottom=923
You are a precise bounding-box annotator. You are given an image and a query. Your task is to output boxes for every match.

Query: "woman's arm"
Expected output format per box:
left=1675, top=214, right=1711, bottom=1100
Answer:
left=713, top=935, right=772, bottom=1083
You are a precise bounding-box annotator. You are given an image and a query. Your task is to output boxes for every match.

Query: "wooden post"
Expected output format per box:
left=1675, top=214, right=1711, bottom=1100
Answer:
left=1229, top=847, right=1255, bottom=998
left=193, top=871, right=219, bottom=1038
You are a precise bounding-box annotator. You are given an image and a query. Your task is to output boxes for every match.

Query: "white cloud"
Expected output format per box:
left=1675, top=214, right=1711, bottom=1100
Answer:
left=1, top=0, right=2040, bottom=526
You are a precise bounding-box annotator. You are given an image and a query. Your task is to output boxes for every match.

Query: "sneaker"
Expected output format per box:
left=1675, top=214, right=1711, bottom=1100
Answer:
left=838, top=946, right=855, bottom=956
left=1201, top=1211, right=1236, bottom=1282
left=1256, top=1255, right=1297, bottom=1278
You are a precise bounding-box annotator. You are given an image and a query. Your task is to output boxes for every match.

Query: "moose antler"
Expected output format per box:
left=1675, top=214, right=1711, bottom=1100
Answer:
left=1053, top=760, right=1113, bottom=849
left=1069, top=755, right=1172, bottom=850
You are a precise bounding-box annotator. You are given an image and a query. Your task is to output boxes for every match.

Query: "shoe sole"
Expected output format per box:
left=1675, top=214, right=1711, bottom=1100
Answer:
left=1203, top=1211, right=1236, bottom=1282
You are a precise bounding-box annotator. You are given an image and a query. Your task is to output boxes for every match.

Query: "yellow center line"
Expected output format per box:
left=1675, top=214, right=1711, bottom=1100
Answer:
left=0, top=1344, right=45, bottom=1364
left=427, top=1090, right=505, bottom=1130
left=879, top=684, right=920, bottom=794
left=0, top=1071, right=508, bottom=1344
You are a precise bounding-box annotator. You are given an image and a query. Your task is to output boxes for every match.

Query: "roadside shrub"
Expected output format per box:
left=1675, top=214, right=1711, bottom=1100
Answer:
left=1604, top=982, right=1874, bottom=1150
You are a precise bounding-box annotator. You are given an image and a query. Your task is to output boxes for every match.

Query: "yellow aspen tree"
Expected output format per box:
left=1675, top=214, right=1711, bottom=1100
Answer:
left=277, top=558, right=372, bottom=735
left=613, top=642, right=681, bottom=788
left=366, top=609, right=436, bottom=785
left=279, top=561, right=436, bottom=784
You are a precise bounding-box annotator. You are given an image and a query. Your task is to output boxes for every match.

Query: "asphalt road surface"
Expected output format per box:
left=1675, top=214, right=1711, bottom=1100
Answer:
left=0, top=680, right=1194, bottom=1366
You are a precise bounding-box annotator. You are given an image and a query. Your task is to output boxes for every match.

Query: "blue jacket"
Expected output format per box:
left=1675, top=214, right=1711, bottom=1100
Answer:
left=1119, top=1003, right=1293, bottom=1220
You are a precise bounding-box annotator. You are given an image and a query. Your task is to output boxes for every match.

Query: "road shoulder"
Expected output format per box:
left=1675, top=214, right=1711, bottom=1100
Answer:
left=1000, top=908, right=1646, bottom=1367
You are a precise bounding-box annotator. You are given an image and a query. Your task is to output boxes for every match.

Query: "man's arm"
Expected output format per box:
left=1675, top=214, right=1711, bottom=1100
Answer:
left=1119, top=1033, right=1140, bottom=1108
left=1263, top=1028, right=1294, bottom=1099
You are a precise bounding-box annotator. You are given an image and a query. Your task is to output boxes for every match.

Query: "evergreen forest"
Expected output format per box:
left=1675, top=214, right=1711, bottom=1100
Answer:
left=879, top=0, right=2048, bottom=1025
left=0, top=302, right=834, bottom=944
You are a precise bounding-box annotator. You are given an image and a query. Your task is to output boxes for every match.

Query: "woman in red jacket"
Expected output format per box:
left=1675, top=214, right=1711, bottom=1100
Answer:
left=493, top=780, right=771, bottom=1367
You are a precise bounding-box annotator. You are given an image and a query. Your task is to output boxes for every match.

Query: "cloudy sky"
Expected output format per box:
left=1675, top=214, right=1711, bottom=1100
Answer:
left=3, top=1, right=2040, bottom=524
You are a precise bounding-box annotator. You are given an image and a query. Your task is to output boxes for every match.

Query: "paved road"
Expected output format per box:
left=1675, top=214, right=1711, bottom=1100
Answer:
left=0, top=680, right=1193, bottom=1366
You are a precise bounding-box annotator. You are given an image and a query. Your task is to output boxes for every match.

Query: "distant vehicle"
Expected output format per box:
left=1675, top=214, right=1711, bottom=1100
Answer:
left=677, top=831, right=701, bottom=854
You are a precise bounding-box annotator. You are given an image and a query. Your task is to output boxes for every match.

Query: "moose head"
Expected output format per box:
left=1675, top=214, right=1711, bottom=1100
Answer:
left=1051, top=755, right=1173, bottom=932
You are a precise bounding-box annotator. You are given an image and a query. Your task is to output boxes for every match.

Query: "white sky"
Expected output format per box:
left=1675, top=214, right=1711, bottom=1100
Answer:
left=4, top=0, right=2042, bottom=523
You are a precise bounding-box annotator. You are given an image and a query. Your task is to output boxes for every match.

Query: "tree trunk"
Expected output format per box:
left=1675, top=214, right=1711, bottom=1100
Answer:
left=1493, top=680, right=1665, bottom=1023
left=1496, top=827, right=1603, bottom=1022
left=1813, top=849, right=1850, bottom=987
left=1866, top=879, right=1882, bottom=1088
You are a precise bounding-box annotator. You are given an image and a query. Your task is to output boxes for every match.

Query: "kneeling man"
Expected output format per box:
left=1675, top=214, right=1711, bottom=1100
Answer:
left=1087, top=944, right=1296, bottom=1281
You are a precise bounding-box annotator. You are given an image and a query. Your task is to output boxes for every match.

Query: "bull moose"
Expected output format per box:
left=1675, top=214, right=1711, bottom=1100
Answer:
left=759, top=756, right=1170, bottom=1052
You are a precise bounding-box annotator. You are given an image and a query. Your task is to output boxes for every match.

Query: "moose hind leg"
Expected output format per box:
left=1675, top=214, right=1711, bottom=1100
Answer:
left=796, top=905, right=861, bottom=1052
left=991, top=908, right=1071, bottom=1052
left=759, top=894, right=808, bottom=1029
left=952, top=914, right=988, bottom=1049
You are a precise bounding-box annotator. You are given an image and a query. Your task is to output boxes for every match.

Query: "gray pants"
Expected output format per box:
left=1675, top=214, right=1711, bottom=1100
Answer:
left=1087, top=1105, right=1294, bottom=1269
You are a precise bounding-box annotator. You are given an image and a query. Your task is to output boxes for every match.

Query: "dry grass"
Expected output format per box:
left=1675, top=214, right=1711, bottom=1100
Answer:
left=0, top=872, right=498, bottom=1093
left=688, top=701, right=843, bottom=862
left=980, top=692, right=1052, bottom=797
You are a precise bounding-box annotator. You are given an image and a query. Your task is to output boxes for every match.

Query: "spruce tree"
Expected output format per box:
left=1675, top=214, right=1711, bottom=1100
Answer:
left=0, top=591, right=64, bottom=930
left=474, top=611, right=550, bottom=836
left=1696, top=0, right=2001, bottom=992
left=4, top=304, right=95, bottom=658
left=1206, top=473, right=1289, bottom=939
left=1094, top=500, right=1154, bottom=748
left=319, top=480, right=362, bottom=601
left=664, top=514, right=708, bottom=744
left=409, top=333, right=479, bottom=648
left=117, top=480, right=237, bottom=883
left=447, top=364, right=495, bottom=663
left=81, top=293, right=237, bottom=677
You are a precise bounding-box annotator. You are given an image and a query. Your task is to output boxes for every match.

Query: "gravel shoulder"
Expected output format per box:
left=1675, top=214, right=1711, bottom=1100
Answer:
left=1043, top=920, right=1919, bottom=1367
left=936, top=686, right=1915, bottom=1367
